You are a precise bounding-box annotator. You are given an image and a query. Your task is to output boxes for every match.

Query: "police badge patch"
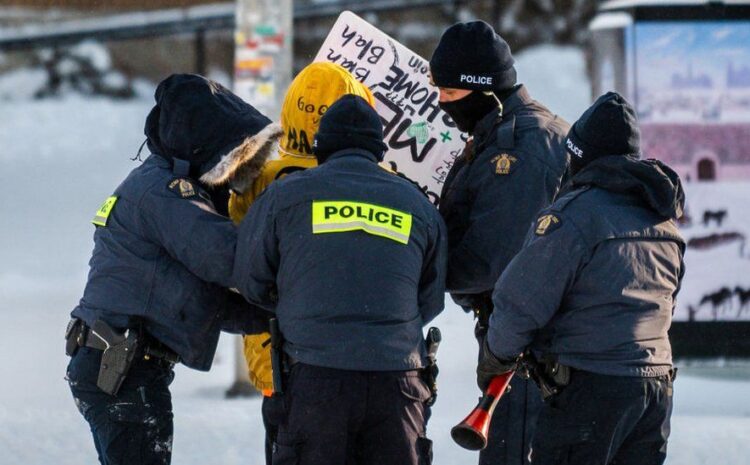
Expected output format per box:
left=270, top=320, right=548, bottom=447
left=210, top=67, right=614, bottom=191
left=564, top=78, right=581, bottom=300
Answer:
left=168, top=178, right=197, bottom=198
left=491, top=153, right=517, bottom=175
left=535, top=214, right=561, bottom=236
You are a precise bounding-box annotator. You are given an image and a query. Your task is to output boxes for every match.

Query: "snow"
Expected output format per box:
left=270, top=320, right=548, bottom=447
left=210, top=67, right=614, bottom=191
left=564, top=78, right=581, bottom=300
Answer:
left=515, top=44, right=591, bottom=124
left=2, top=46, right=750, bottom=464
left=69, top=41, right=112, bottom=72
left=589, top=12, right=633, bottom=31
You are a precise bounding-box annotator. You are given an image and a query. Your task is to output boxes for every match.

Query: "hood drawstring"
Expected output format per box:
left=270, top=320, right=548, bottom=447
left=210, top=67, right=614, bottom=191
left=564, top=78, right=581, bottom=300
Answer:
left=131, top=139, right=148, bottom=162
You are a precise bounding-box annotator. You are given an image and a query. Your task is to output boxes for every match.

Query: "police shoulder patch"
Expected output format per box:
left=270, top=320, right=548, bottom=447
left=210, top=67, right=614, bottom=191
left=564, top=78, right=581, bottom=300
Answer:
left=168, top=178, right=197, bottom=198
left=92, top=196, right=118, bottom=227
left=490, top=153, right=518, bottom=176
left=535, top=213, right=562, bottom=236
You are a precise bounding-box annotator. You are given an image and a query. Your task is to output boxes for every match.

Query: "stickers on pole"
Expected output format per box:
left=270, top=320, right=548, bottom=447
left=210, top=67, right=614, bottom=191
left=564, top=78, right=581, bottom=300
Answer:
left=314, top=11, right=466, bottom=205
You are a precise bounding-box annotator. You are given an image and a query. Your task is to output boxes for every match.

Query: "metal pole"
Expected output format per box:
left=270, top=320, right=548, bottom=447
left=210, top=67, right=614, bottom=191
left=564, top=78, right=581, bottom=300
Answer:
left=195, top=28, right=206, bottom=75
left=226, top=0, right=292, bottom=398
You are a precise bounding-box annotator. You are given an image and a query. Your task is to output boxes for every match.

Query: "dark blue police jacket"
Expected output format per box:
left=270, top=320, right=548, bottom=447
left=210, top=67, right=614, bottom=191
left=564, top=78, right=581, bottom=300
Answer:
left=72, top=154, right=260, bottom=371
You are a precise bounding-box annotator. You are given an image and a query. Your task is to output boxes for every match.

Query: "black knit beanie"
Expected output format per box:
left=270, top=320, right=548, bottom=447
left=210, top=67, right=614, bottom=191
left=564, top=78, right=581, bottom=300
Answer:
left=429, top=20, right=516, bottom=92
left=313, top=94, right=388, bottom=163
left=566, top=92, right=641, bottom=175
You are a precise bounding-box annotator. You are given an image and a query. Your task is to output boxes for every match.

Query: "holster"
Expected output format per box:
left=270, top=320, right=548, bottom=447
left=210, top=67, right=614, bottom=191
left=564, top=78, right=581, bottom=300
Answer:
left=89, top=320, right=140, bottom=396
left=421, top=327, right=442, bottom=406
left=519, top=352, right=571, bottom=400
left=268, top=318, right=286, bottom=396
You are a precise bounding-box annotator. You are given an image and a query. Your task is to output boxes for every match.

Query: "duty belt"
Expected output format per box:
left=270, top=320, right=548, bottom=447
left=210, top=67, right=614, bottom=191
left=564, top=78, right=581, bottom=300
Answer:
left=65, top=318, right=180, bottom=364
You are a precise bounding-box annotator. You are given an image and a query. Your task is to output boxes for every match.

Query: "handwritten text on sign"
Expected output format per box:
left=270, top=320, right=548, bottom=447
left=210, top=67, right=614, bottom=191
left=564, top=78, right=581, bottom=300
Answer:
left=314, top=11, right=466, bottom=204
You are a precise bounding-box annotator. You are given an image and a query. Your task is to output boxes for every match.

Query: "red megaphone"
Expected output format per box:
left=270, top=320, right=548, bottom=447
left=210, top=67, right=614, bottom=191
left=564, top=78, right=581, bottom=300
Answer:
left=451, top=371, right=514, bottom=450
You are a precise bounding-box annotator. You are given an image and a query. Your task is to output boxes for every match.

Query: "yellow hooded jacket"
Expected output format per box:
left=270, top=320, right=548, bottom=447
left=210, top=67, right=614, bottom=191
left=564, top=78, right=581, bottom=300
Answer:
left=230, top=62, right=375, bottom=394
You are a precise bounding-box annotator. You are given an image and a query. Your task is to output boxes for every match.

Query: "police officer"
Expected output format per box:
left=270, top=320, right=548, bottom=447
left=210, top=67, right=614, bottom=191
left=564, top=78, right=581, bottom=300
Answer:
left=429, top=20, right=570, bottom=465
left=477, top=92, right=685, bottom=465
left=65, top=74, right=277, bottom=465
left=233, top=94, right=447, bottom=465
left=203, top=62, right=375, bottom=465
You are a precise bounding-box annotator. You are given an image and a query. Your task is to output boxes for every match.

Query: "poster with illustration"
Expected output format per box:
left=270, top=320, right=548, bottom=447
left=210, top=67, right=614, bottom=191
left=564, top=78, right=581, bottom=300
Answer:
left=314, top=11, right=466, bottom=204
left=630, top=21, right=750, bottom=323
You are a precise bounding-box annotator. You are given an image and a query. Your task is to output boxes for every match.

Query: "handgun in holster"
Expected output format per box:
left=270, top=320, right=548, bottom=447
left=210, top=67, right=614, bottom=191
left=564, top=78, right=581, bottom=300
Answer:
left=269, top=318, right=285, bottom=396
left=519, top=351, right=571, bottom=400
left=421, top=327, right=442, bottom=406
left=89, top=320, right=140, bottom=396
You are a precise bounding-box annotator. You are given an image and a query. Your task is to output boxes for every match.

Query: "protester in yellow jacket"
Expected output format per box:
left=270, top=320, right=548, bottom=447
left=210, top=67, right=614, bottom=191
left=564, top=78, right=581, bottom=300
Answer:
left=203, top=61, right=374, bottom=464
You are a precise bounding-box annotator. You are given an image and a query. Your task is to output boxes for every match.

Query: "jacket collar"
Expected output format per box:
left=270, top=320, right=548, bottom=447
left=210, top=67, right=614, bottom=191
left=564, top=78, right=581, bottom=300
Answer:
left=323, top=149, right=380, bottom=164
left=473, top=85, right=531, bottom=151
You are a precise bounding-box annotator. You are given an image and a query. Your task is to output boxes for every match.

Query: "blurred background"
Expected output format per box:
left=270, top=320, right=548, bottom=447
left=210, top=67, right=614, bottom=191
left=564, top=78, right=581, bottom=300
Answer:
left=1, top=1, right=749, bottom=464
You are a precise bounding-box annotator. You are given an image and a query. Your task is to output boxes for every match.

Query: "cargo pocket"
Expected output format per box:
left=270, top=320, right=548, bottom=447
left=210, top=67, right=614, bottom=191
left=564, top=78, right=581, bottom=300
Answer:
left=417, top=436, right=433, bottom=465
left=398, top=376, right=432, bottom=403
left=272, top=432, right=301, bottom=465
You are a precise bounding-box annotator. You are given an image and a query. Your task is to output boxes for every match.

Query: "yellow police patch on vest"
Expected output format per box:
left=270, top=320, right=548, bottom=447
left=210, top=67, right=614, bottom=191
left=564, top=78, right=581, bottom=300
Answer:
left=92, top=196, right=118, bottom=227
left=312, top=201, right=412, bottom=244
left=535, top=214, right=561, bottom=236
left=491, top=153, right=517, bottom=175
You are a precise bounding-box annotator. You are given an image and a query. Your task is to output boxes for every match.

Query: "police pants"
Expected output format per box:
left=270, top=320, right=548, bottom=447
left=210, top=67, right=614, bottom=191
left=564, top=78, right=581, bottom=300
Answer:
left=476, top=324, right=542, bottom=465
left=272, top=363, right=433, bottom=465
left=66, top=346, right=175, bottom=465
left=531, top=370, right=673, bottom=465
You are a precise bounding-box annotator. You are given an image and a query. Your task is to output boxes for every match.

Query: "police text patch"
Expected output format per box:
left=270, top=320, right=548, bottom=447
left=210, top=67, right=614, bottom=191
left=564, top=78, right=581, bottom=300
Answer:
left=535, top=214, right=561, bottom=236
left=92, top=196, right=118, bottom=227
left=312, top=201, right=412, bottom=244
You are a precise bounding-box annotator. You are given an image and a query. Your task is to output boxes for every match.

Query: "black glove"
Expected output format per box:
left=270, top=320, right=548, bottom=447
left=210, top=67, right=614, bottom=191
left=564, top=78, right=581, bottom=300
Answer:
left=477, top=338, right=518, bottom=392
left=220, top=290, right=272, bottom=335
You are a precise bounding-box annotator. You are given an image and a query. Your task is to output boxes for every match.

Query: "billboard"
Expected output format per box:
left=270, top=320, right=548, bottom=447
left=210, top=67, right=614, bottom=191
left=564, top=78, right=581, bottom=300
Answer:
left=628, top=21, right=750, bottom=327
left=633, top=22, right=750, bottom=182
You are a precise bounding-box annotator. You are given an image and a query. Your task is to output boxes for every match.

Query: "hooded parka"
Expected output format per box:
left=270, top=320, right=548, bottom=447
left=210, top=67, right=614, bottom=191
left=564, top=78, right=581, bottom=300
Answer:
left=71, top=74, right=280, bottom=370
left=488, top=156, right=686, bottom=376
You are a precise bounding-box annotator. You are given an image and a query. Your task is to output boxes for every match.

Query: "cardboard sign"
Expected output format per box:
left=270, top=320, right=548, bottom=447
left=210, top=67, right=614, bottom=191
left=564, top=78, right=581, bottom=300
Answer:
left=314, top=11, right=466, bottom=204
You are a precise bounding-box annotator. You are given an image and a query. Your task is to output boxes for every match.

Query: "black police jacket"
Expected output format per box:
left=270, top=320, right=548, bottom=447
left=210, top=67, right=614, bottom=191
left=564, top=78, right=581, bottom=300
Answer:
left=72, top=155, right=267, bottom=370
left=438, top=85, right=569, bottom=308
left=233, top=149, right=447, bottom=371
left=488, top=157, right=686, bottom=377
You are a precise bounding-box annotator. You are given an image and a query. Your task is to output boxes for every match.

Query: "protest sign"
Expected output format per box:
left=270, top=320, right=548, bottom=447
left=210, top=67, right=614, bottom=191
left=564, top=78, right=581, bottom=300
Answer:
left=314, top=11, right=466, bottom=204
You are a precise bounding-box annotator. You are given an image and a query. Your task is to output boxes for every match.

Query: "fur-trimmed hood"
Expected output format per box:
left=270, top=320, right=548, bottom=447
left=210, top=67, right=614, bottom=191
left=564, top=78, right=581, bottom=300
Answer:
left=144, top=74, right=280, bottom=182
left=200, top=122, right=282, bottom=192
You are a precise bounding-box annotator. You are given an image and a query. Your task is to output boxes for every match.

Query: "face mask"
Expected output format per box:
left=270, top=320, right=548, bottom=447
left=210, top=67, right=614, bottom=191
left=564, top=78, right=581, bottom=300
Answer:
left=439, top=91, right=501, bottom=134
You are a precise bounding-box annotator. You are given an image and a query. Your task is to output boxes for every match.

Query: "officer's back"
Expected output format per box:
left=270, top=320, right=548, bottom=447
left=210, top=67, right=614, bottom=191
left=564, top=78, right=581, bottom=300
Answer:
left=483, top=93, right=685, bottom=465
left=233, top=94, right=446, bottom=465
left=234, top=95, right=447, bottom=372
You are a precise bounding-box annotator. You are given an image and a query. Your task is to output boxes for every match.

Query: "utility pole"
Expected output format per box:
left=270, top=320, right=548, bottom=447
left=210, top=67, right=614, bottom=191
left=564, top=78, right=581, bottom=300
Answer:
left=226, top=0, right=292, bottom=398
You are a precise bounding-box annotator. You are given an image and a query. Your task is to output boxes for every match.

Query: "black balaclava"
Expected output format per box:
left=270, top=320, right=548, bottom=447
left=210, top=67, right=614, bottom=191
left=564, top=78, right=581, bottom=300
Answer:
left=439, top=91, right=500, bottom=134
left=566, top=92, right=641, bottom=176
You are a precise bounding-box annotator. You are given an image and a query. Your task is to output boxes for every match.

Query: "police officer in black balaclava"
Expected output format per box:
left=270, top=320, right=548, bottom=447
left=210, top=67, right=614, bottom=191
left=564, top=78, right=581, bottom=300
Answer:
left=430, top=20, right=571, bottom=465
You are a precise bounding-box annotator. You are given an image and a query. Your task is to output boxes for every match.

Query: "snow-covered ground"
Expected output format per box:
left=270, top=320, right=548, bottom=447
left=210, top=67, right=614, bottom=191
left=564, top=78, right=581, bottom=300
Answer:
left=2, top=45, right=750, bottom=465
